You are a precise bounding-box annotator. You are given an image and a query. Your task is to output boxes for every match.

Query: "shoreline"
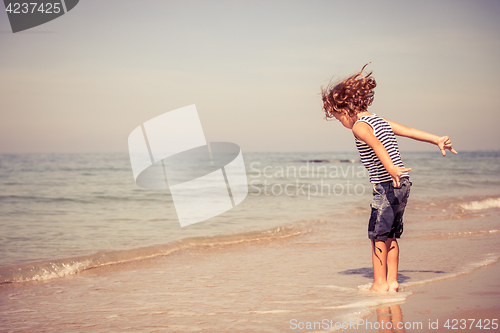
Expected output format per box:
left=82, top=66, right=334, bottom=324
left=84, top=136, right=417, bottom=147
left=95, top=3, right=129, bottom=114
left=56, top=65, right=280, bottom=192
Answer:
left=1, top=216, right=499, bottom=332
left=0, top=222, right=311, bottom=284
left=346, top=260, right=500, bottom=332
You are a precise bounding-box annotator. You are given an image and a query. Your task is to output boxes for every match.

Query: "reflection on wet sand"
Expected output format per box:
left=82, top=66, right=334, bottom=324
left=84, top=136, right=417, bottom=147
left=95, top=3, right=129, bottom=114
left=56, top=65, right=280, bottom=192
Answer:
left=373, top=304, right=406, bottom=333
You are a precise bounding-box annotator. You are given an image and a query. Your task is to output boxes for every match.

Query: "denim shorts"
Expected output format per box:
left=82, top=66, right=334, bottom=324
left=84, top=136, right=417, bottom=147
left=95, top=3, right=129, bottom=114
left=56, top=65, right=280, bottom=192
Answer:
left=368, top=177, right=411, bottom=241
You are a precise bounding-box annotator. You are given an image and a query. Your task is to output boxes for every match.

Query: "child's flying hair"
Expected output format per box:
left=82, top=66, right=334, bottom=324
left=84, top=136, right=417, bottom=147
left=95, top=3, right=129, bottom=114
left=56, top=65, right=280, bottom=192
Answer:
left=322, top=63, right=376, bottom=119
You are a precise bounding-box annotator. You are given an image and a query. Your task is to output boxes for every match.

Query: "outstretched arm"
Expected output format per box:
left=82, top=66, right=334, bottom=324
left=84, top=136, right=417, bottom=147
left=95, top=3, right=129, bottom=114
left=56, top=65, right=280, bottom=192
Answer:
left=385, top=119, right=458, bottom=156
left=353, top=122, right=411, bottom=187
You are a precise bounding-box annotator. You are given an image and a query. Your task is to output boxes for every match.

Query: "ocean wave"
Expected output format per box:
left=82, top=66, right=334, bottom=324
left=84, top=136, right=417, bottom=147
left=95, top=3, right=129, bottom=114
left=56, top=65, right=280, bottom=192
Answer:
left=412, top=229, right=500, bottom=240
left=0, top=195, right=88, bottom=203
left=0, top=194, right=167, bottom=204
left=410, top=195, right=500, bottom=220
left=0, top=224, right=309, bottom=284
left=301, top=159, right=361, bottom=163
left=460, top=197, right=500, bottom=211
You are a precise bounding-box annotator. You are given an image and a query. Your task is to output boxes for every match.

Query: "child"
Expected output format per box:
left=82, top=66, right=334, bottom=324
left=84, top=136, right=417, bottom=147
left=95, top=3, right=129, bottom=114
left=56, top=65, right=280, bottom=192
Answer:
left=321, top=64, right=457, bottom=292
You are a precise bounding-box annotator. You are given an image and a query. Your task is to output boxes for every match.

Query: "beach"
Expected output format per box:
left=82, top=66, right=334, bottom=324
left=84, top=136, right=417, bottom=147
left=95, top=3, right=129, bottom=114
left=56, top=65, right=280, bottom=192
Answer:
left=1, top=152, right=500, bottom=332
left=346, top=259, right=500, bottom=333
left=1, top=218, right=499, bottom=332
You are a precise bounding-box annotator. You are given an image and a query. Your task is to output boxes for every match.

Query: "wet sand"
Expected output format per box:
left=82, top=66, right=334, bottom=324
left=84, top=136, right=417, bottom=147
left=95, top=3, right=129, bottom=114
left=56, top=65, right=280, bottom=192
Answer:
left=1, top=220, right=498, bottom=332
left=351, top=261, right=500, bottom=332
left=0, top=223, right=406, bottom=332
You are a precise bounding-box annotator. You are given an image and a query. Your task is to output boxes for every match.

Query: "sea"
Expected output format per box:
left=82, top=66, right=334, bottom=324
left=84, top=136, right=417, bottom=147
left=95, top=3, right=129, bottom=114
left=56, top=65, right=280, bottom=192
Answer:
left=1, top=151, right=499, bottom=332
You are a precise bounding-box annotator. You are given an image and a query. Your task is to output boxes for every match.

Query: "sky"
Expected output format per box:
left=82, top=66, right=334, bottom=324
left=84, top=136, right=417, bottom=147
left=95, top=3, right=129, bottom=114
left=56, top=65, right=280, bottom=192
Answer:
left=1, top=0, right=499, bottom=153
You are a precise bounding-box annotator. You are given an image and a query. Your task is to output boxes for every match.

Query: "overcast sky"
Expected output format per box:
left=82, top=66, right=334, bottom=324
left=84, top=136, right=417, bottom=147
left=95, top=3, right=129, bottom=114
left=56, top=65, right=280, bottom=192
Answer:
left=1, top=0, right=499, bottom=153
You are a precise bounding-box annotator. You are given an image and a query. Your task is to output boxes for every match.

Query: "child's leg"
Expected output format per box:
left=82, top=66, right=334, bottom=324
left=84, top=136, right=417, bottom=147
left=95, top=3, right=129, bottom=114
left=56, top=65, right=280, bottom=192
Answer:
left=370, top=239, right=389, bottom=292
left=386, top=238, right=399, bottom=291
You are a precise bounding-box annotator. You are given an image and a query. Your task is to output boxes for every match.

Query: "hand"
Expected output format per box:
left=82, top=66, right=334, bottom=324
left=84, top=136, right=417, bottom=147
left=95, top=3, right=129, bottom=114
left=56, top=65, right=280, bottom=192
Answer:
left=388, top=165, right=411, bottom=187
left=437, top=136, right=458, bottom=156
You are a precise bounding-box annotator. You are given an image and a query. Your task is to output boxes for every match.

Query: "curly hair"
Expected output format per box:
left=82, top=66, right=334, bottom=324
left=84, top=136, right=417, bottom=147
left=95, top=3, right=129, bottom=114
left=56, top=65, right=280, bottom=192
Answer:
left=321, top=63, right=376, bottom=120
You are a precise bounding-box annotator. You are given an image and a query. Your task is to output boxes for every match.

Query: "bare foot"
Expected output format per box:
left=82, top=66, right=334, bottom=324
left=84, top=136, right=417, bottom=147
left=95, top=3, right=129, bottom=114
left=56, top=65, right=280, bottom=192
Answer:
left=388, top=281, right=399, bottom=292
left=370, top=281, right=389, bottom=292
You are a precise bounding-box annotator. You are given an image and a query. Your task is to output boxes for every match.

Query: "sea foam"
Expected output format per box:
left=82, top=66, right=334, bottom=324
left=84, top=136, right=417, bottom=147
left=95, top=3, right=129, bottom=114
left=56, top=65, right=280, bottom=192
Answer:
left=460, top=197, right=500, bottom=211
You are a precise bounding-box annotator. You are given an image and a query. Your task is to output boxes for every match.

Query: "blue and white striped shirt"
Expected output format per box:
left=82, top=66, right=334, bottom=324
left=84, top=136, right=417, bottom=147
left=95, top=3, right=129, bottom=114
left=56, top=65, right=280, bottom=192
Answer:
left=354, top=114, right=408, bottom=184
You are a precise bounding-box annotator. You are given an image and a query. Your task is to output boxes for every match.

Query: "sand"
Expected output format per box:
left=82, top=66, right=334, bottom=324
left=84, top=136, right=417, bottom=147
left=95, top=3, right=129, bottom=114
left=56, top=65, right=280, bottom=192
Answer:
left=347, top=261, right=500, bottom=332
left=1, top=222, right=499, bottom=332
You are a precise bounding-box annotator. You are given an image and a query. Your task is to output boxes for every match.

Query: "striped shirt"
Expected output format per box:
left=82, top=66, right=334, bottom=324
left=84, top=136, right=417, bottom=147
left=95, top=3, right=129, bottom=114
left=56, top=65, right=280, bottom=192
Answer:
left=354, top=114, right=408, bottom=184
